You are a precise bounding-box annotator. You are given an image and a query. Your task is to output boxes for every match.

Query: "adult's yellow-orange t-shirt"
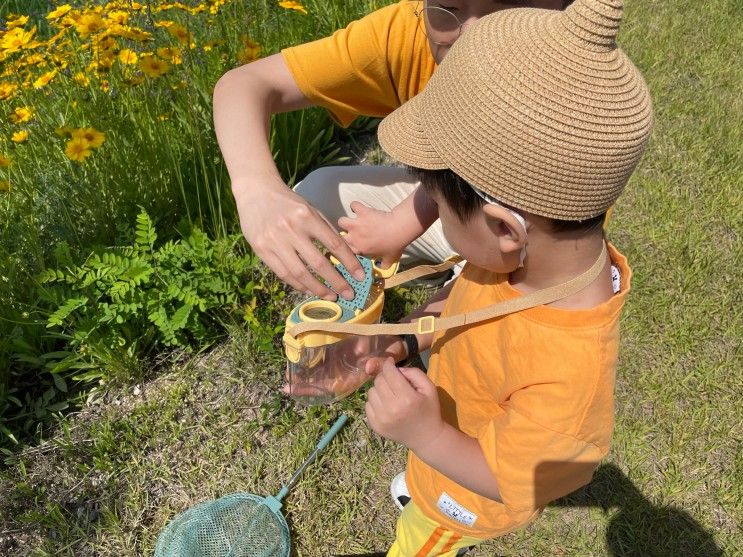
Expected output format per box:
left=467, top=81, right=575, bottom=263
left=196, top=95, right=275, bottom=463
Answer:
left=281, top=1, right=435, bottom=127
left=406, top=244, right=632, bottom=539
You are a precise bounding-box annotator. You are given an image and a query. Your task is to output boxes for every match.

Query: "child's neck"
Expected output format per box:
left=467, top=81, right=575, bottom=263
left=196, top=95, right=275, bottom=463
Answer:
left=508, top=230, right=607, bottom=294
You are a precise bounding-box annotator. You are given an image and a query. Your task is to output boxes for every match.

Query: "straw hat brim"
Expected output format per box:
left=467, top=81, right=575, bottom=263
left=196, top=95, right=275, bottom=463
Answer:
left=378, top=89, right=447, bottom=170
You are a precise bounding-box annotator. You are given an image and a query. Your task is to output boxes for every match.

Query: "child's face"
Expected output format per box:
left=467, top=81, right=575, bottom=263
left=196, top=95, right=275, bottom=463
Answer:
left=422, top=0, right=566, bottom=63
left=428, top=189, right=522, bottom=274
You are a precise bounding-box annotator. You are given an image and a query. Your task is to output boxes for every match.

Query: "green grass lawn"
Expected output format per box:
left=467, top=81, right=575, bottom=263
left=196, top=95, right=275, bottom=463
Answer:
left=0, top=0, right=741, bottom=555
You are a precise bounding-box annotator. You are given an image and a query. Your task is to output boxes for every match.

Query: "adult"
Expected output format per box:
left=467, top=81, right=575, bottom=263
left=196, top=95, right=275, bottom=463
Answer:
left=213, top=1, right=571, bottom=300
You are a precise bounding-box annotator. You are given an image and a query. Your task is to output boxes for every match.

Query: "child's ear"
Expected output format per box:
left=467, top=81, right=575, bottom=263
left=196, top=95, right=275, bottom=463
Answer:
left=482, top=204, right=527, bottom=255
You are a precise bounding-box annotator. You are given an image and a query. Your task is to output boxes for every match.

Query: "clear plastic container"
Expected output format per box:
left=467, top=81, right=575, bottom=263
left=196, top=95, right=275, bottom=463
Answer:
left=286, top=334, right=399, bottom=406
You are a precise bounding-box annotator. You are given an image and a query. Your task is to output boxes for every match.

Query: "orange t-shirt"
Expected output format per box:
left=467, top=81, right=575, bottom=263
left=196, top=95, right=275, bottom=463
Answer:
left=281, top=1, right=435, bottom=127
left=407, top=244, right=632, bottom=539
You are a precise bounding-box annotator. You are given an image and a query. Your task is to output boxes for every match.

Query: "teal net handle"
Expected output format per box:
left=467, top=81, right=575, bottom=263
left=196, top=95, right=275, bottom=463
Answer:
left=273, top=414, right=348, bottom=504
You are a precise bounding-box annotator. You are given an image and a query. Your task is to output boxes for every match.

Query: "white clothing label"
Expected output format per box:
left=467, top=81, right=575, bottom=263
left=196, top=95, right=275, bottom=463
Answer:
left=611, top=264, right=621, bottom=294
left=436, top=492, right=478, bottom=527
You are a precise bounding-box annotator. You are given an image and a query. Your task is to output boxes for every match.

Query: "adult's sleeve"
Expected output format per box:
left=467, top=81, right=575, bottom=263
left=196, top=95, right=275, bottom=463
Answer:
left=281, top=4, right=411, bottom=127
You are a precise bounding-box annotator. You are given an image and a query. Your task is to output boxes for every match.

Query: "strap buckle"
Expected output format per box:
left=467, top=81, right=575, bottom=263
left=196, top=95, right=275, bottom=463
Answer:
left=417, top=315, right=436, bottom=335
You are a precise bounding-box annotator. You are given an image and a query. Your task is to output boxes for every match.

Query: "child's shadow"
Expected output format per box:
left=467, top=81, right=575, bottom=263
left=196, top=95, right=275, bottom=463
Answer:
left=548, top=463, right=724, bottom=556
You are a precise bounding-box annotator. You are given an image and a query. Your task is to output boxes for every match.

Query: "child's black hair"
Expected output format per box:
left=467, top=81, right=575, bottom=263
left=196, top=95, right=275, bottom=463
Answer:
left=410, top=167, right=606, bottom=233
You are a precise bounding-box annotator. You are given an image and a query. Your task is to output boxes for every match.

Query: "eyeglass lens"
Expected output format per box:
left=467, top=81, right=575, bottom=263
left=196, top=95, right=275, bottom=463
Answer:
left=421, top=6, right=461, bottom=46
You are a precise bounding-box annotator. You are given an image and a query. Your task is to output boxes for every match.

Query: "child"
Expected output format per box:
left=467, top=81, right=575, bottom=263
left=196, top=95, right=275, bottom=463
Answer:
left=213, top=1, right=573, bottom=302
left=359, top=0, right=654, bottom=554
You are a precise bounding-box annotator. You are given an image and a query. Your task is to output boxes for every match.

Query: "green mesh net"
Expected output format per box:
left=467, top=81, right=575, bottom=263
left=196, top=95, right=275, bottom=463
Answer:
left=153, top=415, right=348, bottom=557
left=154, top=493, right=290, bottom=557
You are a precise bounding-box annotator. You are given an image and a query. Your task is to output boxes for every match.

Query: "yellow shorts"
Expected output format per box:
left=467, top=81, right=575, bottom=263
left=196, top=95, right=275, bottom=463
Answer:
left=387, top=501, right=484, bottom=557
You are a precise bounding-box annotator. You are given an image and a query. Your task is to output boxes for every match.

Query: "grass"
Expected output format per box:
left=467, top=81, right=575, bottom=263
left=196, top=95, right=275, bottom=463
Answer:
left=1, top=0, right=742, bottom=555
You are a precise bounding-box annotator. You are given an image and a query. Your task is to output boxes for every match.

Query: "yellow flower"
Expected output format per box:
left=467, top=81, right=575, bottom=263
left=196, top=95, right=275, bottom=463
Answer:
left=139, top=55, right=170, bottom=78
left=166, top=23, right=190, bottom=44
left=95, top=49, right=116, bottom=69
left=71, top=127, right=105, bottom=148
left=202, top=39, right=224, bottom=52
left=65, top=137, right=92, bottom=162
left=118, top=48, right=138, bottom=65
left=73, top=72, right=90, bottom=86
left=75, top=13, right=105, bottom=36
left=0, top=154, right=11, bottom=167
left=22, top=53, right=44, bottom=66
left=125, top=75, right=145, bottom=87
left=93, top=35, right=118, bottom=51
left=0, top=82, right=18, bottom=100
left=237, top=37, right=261, bottom=64
left=156, top=46, right=182, bottom=64
left=9, top=106, right=34, bottom=124
left=33, top=69, right=58, bottom=89
left=11, top=130, right=29, bottom=143
left=106, top=10, right=129, bottom=25
left=278, top=1, right=308, bottom=15
left=0, top=27, right=36, bottom=53
left=119, top=26, right=152, bottom=41
left=7, top=15, right=30, bottom=29
left=47, top=5, right=72, bottom=20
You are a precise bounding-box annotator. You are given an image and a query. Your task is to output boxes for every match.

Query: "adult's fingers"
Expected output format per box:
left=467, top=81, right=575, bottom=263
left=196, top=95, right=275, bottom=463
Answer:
left=309, top=215, right=365, bottom=284
left=262, top=243, right=335, bottom=299
left=259, top=248, right=310, bottom=294
left=292, top=235, right=356, bottom=300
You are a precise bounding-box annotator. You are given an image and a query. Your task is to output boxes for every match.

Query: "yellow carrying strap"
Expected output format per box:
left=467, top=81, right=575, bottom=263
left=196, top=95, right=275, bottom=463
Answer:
left=287, top=243, right=608, bottom=338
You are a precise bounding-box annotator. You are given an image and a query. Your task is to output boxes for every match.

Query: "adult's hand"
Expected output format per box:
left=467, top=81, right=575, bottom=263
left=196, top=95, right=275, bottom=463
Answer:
left=213, top=53, right=364, bottom=300
left=234, top=175, right=364, bottom=300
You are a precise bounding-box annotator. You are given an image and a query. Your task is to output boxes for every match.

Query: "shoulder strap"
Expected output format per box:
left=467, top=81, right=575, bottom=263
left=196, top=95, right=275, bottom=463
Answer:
left=288, top=243, right=608, bottom=338
left=382, top=256, right=464, bottom=289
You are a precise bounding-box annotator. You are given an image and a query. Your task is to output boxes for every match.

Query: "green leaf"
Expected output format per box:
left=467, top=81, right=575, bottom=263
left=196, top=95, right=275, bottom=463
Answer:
left=46, top=402, right=69, bottom=413
left=135, top=210, right=156, bottom=251
left=170, top=303, right=193, bottom=331
left=0, top=424, right=18, bottom=445
left=109, top=281, right=131, bottom=302
left=39, top=269, right=66, bottom=283
left=50, top=373, right=68, bottom=393
left=47, top=297, right=88, bottom=328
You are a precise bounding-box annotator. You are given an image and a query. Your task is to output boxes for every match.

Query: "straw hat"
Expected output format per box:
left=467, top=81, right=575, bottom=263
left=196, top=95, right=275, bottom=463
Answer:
left=378, top=0, right=653, bottom=220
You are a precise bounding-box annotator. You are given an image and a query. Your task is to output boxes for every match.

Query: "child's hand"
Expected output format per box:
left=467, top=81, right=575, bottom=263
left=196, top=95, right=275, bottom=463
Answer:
left=365, top=358, right=444, bottom=450
left=339, top=202, right=404, bottom=269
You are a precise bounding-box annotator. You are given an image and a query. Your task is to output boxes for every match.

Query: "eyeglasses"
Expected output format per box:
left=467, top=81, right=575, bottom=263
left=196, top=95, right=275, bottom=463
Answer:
left=413, top=1, right=466, bottom=46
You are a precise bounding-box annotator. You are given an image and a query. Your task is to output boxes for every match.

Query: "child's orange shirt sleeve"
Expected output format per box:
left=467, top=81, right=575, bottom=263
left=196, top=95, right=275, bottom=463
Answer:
left=281, top=1, right=435, bottom=127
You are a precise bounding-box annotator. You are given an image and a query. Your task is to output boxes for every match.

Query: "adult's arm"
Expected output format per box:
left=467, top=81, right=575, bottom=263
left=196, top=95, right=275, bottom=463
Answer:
left=213, top=54, right=363, bottom=301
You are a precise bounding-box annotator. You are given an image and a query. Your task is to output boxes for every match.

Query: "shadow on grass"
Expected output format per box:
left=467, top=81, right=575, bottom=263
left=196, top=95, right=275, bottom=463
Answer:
left=333, top=463, right=723, bottom=557
left=551, top=463, right=724, bottom=557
